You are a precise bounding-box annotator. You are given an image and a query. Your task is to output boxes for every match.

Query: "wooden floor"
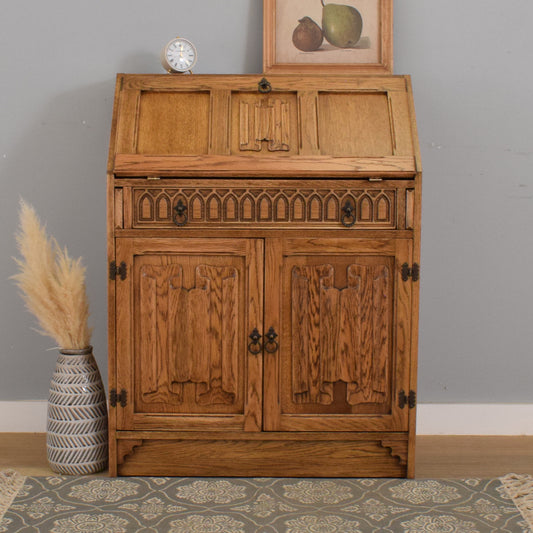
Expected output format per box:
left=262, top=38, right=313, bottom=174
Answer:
left=1, top=433, right=532, bottom=478
left=415, top=436, right=533, bottom=478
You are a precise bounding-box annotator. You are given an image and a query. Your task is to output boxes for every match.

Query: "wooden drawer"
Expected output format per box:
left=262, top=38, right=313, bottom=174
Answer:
left=116, top=179, right=415, bottom=231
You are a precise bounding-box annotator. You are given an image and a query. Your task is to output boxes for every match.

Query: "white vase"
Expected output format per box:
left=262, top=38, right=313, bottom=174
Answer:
left=46, top=346, right=108, bottom=475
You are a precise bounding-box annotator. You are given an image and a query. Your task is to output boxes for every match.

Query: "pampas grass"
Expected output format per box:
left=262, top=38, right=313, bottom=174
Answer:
left=12, top=200, right=92, bottom=350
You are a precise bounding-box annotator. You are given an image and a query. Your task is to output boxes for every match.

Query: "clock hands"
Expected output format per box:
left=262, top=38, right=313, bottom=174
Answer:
left=161, top=37, right=197, bottom=73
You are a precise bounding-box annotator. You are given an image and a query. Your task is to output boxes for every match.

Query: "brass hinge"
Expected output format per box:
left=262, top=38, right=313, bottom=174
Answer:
left=110, top=388, right=127, bottom=408
left=401, top=263, right=420, bottom=282
left=109, top=261, right=127, bottom=281
left=399, top=390, right=416, bottom=409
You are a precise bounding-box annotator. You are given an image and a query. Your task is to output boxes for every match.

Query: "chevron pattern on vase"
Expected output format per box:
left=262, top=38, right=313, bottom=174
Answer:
left=46, top=348, right=108, bottom=475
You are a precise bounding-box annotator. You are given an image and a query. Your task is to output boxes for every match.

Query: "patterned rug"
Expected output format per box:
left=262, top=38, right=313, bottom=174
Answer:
left=0, top=470, right=532, bottom=532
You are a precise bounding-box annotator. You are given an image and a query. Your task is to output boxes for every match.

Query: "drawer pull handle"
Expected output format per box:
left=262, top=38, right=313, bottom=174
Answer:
left=173, top=199, right=188, bottom=226
left=264, top=327, right=279, bottom=353
left=258, top=78, right=272, bottom=94
left=341, top=200, right=356, bottom=227
left=248, top=328, right=263, bottom=355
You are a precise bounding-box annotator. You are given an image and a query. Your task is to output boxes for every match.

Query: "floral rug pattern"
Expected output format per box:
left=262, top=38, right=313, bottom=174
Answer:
left=0, top=474, right=531, bottom=532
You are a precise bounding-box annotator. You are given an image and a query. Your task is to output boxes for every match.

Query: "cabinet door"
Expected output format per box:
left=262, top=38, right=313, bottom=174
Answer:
left=264, top=238, right=412, bottom=432
left=114, top=238, right=263, bottom=432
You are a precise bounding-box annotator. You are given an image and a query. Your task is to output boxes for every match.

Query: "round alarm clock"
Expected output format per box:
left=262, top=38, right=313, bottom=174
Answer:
left=161, top=37, right=197, bottom=73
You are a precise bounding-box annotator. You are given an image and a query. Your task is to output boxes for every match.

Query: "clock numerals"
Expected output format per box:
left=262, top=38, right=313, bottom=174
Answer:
left=161, top=37, right=197, bottom=73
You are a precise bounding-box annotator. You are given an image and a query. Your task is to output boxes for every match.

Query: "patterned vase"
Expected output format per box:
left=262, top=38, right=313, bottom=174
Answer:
left=46, top=346, right=108, bottom=475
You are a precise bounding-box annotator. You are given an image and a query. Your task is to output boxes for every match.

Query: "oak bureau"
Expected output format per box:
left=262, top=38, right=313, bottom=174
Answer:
left=107, top=74, right=421, bottom=477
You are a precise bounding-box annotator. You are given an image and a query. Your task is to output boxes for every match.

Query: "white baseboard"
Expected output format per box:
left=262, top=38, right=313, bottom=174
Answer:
left=0, top=401, right=48, bottom=432
left=0, top=401, right=532, bottom=435
left=417, top=404, right=533, bottom=435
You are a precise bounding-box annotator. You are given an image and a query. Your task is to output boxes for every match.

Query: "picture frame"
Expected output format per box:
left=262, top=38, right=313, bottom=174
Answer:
left=263, top=0, right=393, bottom=74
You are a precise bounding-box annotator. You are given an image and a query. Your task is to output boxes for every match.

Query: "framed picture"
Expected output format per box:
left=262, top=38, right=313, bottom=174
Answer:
left=263, top=0, right=393, bottom=74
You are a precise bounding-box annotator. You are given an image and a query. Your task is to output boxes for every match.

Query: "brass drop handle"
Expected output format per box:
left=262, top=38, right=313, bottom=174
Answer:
left=173, top=199, right=188, bottom=226
left=264, top=327, right=279, bottom=353
left=248, top=328, right=263, bottom=355
left=258, top=77, right=272, bottom=94
left=341, top=199, right=356, bottom=227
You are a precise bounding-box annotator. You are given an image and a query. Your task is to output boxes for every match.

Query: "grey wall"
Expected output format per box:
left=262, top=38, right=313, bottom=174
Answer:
left=1, top=1, right=532, bottom=403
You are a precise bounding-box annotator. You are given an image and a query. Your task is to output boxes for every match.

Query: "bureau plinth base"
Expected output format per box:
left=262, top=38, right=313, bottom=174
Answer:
left=113, top=432, right=408, bottom=478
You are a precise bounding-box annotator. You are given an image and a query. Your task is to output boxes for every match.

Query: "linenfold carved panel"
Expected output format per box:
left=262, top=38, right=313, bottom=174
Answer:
left=240, top=99, right=290, bottom=152
left=137, top=262, right=240, bottom=411
left=132, top=187, right=397, bottom=228
left=291, top=263, right=391, bottom=407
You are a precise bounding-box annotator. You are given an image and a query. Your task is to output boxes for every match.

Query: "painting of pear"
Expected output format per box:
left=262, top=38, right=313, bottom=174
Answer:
left=322, top=0, right=363, bottom=48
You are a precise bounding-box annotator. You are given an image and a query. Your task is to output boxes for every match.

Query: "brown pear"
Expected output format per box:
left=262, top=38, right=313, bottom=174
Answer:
left=292, top=16, right=323, bottom=52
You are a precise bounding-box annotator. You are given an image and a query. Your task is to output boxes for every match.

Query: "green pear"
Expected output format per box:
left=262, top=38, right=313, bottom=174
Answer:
left=322, top=1, right=363, bottom=48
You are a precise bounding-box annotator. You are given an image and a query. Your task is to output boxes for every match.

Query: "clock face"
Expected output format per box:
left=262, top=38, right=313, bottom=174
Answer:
left=163, top=38, right=197, bottom=72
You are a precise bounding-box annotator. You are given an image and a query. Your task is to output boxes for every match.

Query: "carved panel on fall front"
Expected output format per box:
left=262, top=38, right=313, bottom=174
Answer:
left=131, top=187, right=398, bottom=229
left=287, top=260, right=393, bottom=415
left=239, top=100, right=290, bottom=152
left=134, top=259, right=243, bottom=415
left=231, top=93, right=298, bottom=155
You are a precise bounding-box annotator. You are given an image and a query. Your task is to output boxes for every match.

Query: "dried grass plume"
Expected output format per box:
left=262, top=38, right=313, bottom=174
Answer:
left=12, top=200, right=92, bottom=350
